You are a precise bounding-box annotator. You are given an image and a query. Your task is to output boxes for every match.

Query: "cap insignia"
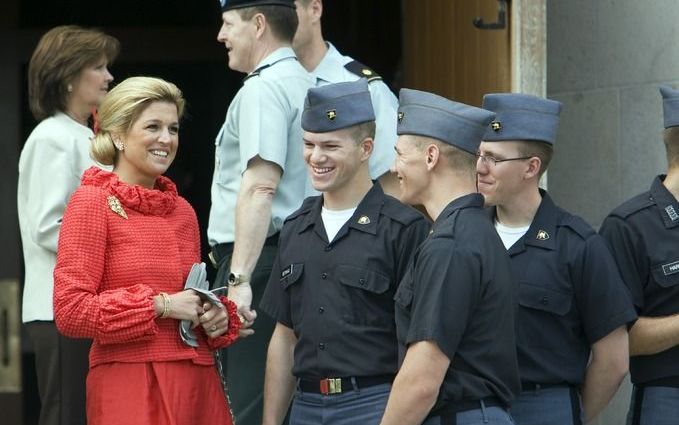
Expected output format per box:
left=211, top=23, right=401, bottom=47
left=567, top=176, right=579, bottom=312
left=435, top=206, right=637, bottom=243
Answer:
left=491, top=121, right=502, bottom=132
left=107, top=196, right=128, bottom=219
left=536, top=229, right=549, bottom=241
left=357, top=215, right=371, bottom=225
left=398, top=111, right=405, bottom=123
left=326, top=109, right=337, bottom=121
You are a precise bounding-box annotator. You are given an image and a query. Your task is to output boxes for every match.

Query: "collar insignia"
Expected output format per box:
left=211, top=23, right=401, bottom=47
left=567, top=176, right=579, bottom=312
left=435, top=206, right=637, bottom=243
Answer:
left=107, top=196, right=128, bottom=219
left=357, top=215, right=371, bottom=225
left=666, top=205, right=679, bottom=221
left=536, top=229, right=549, bottom=241
left=326, top=109, right=337, bottom=121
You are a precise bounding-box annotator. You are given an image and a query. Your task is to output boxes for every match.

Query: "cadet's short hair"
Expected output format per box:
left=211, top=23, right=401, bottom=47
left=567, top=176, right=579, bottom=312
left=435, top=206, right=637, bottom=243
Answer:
left=238, top=6, right=298, bottom=42
left=28, top=25, right=120, bottom=121
left=664, top=127, right=679, bottom=168
left=349, top=121, right=376, bottom=145
left=91, top=77, right=185, bottom=166
left=517, top=140, right=554, bottom=178
left=413, top=136, right=477, bottom=178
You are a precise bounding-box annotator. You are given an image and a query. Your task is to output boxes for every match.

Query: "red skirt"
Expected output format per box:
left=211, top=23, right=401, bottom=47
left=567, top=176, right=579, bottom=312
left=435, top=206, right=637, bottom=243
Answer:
left=86, top=360, right=234, bottom=425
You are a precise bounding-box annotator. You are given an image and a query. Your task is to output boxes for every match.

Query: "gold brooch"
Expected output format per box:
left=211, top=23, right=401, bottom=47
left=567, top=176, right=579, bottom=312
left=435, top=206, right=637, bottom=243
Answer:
left=107, top=196, right=128, bottom=219
left=536, top=229, right=549, bottom=240
left=357, top=215, right=371, bottom=225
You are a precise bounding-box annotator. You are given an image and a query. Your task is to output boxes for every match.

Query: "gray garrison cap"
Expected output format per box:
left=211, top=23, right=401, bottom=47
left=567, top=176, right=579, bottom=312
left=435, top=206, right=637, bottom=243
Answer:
left=481, top=93, right=562, bottom=145
left=219, top=0, right=295, bottom=12
left=302, top=79, right=375, bottom=133
left=397, top=88, right=495, bottom=154
left=660, top=85, right=679, bottom=128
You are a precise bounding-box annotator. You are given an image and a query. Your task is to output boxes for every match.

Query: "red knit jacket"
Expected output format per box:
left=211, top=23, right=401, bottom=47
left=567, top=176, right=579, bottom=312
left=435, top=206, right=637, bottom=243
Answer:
left=54, top=167, right=238, bottom=368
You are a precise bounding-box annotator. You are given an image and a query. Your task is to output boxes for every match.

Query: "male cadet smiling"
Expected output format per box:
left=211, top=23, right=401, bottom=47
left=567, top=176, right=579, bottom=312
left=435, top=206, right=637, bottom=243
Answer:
left=259, top=79, right=429, bottom=425
left=477, top=93, right=637, bottom=425
left=600, top=85, right=679, bottom=425
left=379, top=89, right=520, bottom=425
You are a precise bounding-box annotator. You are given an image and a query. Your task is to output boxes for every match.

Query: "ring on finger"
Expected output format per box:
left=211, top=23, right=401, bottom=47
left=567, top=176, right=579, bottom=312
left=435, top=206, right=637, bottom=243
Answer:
left=210, top=324, right=217, bottom=332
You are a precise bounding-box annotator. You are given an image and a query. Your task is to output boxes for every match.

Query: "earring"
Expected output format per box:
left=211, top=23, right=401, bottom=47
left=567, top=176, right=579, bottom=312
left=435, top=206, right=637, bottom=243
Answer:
left=113, top=138, right=124, bottom=151
left=67, top=84, right=73, bottom=93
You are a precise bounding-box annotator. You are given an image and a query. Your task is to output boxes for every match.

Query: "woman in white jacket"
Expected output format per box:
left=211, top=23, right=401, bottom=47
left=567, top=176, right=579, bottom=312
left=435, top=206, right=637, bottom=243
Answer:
left=17, top=25, right=119, bottom=425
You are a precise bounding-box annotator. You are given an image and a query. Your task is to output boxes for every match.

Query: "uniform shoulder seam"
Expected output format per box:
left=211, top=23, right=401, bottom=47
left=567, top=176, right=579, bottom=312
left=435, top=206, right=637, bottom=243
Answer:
left=607, top=192, right=654, bottom=219
left=380, top=197, right=425, bottom=225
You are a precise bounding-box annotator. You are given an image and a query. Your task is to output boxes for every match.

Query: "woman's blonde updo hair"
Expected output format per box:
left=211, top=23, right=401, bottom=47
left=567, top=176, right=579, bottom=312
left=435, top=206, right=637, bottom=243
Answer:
left=91, top=76, right=185, bottom=166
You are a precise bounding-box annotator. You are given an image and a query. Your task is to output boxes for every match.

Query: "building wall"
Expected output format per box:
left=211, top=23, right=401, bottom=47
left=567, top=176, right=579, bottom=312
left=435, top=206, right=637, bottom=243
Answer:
left=547, top=0, right=676, bottom=227
left=547, top=1, right=679, bottom=424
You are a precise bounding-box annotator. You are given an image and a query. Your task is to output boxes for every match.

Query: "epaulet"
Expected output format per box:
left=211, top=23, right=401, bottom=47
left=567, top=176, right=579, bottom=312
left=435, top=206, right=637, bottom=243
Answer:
left=559, top=212, right=596, bottom=240
left=243, top=64, right=272, bottom=82
left=344, top=60, right=383, bottom=83
left=607, top=192, right=655, bottom=219
left=284, top=196, right=318, bottom=223
left=381, top=196, right=426, bottom=226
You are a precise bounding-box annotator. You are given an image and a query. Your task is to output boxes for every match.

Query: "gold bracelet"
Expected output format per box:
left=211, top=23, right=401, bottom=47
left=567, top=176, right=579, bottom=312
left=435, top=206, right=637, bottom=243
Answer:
left=159, top=292, right=171, bottom=319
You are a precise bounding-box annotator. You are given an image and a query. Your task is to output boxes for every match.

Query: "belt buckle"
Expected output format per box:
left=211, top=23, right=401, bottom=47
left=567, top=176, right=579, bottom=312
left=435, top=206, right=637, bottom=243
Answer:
left=319, top=378, right=342, bottom=395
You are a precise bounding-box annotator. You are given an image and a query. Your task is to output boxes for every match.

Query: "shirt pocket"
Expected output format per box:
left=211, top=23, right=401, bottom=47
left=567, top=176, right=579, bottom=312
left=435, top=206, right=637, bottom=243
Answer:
left=651, top=261, right=679, bottom=288
left=336, top=264, right=392, bottom=326
left=518, top=281, right=572, bottom=316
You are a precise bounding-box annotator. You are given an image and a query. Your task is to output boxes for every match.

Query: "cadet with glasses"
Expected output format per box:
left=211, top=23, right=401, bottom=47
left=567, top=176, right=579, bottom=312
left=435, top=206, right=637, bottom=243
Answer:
left=477, top=93, right=637, bottom=425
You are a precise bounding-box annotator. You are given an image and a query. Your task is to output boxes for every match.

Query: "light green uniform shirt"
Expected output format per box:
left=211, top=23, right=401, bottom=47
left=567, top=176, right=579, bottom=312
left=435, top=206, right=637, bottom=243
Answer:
left=208, top=47, right=315, bottom=246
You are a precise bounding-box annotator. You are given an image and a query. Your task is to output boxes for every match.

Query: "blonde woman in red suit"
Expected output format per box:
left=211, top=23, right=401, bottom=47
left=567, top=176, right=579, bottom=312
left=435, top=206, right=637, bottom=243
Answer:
left=53, top=76, right=240, bottom=425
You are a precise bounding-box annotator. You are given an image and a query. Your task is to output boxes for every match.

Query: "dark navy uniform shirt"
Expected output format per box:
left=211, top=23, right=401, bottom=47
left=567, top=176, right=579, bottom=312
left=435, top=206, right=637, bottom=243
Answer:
left=600, top=176, right=679, bottom=384
left=498, top=190, right=636, bottom=387
left=394, top=193, right=520, bottom=409
left=260, top=183, right=429, bottom=379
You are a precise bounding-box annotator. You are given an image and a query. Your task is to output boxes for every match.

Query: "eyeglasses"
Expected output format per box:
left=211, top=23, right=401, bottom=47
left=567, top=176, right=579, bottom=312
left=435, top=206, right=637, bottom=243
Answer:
left=476, top=154, right=533, bottom=167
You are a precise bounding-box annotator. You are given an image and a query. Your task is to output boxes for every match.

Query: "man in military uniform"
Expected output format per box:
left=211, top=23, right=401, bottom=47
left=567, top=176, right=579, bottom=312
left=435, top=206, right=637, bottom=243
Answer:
left=379, top=89, right=519, bottom=425
left=477, top=93, right=637, bottom=424
left=600, top=85, right=679, bottom=425
left=260, top=79, right=429, bottom=425
left=207, top=1, right=315, bottom=424
left=292, top=0, right=400, bottom=196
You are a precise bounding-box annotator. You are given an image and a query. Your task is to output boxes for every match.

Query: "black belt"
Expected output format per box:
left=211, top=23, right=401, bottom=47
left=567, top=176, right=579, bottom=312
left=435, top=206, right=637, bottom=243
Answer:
left=209, top=233, right=279, bottom=268
left=521, top=382, right=574, bottom=391
left=298, top=375, right=394, bottom=395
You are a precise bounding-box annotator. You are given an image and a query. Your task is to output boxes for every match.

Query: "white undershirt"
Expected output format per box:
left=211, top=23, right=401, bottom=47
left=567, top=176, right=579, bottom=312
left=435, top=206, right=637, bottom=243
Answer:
left=321, top=206, right=357, bottom=242
left=495, top=220, right=530, bottom=250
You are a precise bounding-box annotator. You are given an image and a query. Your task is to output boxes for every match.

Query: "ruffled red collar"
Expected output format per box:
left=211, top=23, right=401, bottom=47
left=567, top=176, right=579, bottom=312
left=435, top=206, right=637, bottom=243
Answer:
left=81, top=167, right=178, bottom=216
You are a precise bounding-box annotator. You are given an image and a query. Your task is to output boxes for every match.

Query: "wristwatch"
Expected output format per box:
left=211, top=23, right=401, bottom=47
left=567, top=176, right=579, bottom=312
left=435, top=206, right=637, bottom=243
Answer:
left=228, top=272, right=250, bottom=287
